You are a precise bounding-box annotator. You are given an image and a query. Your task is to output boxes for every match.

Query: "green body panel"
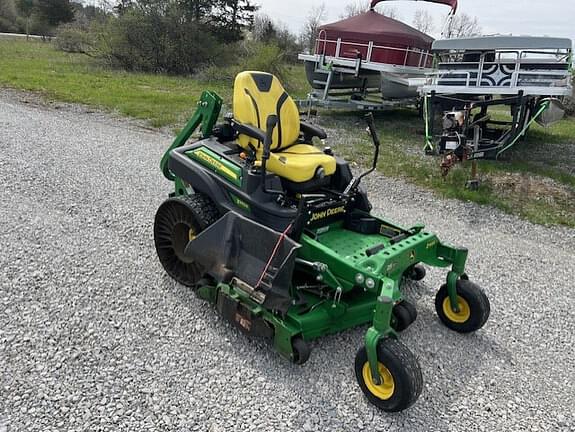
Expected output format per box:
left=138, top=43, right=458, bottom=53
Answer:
left=299, top=221, right=442, bottom=294
left=160, top=90, right=222, bottom=181
left=186, top=146, right=243, bottom=187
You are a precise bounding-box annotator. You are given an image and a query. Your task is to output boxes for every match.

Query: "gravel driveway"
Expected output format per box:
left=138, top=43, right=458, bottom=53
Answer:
left=1, top=90, right=574, bottom=432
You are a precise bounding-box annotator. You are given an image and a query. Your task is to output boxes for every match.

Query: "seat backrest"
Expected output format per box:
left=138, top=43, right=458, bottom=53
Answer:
left=233, top=71, right=300, bottom=152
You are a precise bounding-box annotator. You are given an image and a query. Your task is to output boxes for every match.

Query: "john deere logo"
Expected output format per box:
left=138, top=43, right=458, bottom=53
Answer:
left=409, top=250, right=416, bottom=260
left=187, top=147, right=242, bottom=186
left=193, top=151, right=238, bottom=180
left=310, top=206, right=346, bottom=222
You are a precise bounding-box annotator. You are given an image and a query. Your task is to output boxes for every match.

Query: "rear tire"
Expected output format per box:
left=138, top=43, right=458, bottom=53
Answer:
left=154, top=194, right=219, bottom=287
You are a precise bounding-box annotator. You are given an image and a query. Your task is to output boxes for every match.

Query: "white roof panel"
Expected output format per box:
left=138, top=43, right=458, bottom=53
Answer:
left=432, top=36, right=572, bottom=51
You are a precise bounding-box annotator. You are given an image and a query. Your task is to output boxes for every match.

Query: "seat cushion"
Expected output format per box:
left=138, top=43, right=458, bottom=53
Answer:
left=266, top=144, right=336, bottom=183
left=233, top=71, right=301, bottom=152
left=231, top=72, right=336, bottom=184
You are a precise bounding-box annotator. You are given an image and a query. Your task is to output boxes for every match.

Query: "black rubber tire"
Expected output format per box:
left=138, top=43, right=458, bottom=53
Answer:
left=405, top=265, right=426, bottom=281
left=391, top=301, right=417, bottom=332
left=154, top=194, right=220, bottom=287
left=401, top=300, right=418, bottom=323
left=292, top=337, right=311, bottom=365
left=435, top=279, right=490, bottom=333
left=354, top=339, right=423, bottom=412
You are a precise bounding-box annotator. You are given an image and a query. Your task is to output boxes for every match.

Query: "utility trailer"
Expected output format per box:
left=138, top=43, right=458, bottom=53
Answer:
left=421, top=36, right=572, bottom=177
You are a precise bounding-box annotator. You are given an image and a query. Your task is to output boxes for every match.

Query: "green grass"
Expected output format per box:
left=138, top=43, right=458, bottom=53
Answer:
left=319, top=109, right=575, bottom=228
left=0, top=39, right=308, bottom=128
left=1, top=38, right=573, bottom=227
left=526, top=117, right=575, bottom=145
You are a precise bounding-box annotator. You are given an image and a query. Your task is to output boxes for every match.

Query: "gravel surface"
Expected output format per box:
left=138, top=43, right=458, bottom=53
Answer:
left=1, top=90, right=574, bottom=432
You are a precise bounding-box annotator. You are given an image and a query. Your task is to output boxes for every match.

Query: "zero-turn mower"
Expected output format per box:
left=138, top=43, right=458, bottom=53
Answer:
left=154, top=71, right=490, bottom=412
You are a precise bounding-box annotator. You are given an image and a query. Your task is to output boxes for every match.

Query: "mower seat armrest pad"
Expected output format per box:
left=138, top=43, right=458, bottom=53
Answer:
left=300, top=121, right=327, bottom=140
left=230, top=119, right=266, bottom=143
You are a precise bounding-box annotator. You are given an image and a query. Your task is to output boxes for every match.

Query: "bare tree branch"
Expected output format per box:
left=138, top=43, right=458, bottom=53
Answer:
left=339, top=0, right=369, bottom=18
left=300, top=3, right=326, bottom=53
left=445, top=12, right=481, bottom=39
left=380, top=6, right=400, bottom=20
left=412, top=9, right=434, bottom=34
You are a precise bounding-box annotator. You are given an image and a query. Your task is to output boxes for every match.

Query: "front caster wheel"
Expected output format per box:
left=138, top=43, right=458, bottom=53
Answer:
left=435, top=279, right=490, bottom=333
left=404, top=265, right=426, bottom=281
left=291, top=337, right=311, bottom=365
left=354, top=339, right=423, bottom=412
left=391, top=300, right=417, bottom=332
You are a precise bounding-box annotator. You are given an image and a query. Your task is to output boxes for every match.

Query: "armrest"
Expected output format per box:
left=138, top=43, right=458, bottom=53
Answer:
left=300, top=121, right=327, bottom=141
left=229, top=119, right=266, bottom=143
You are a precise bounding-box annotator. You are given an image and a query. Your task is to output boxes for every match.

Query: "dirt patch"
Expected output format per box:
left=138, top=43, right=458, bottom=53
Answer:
left=486, top=172, right=574, bottom=205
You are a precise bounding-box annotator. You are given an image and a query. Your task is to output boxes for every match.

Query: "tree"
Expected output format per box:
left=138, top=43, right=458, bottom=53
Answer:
left=15, top=0, right=33, bottom=37
left=444, top=13, right=481, bottom=39
left=70, top=2, right=109, bottom=27
left=86, top=0, right=259, bottom=74
left=113, top=0, right=133, bottom=15
left=339, top=0, right=369, bottom=18
left=274, top=24, right=302, bottom=62
left=300, top=3, right=326, bottom=53
left=253, top=13, right=278, bottom=43
left=0, top=0, right=19, bottom=33
left=412, top=9, right=434, bottom=34
left=380, top=6, right=400, bottom=20
left=34, top=0, right=74, bottom=27
left=211, top=0, right=257, bottom=42
left=340, top=1, right=399, bottom=20
left=177, top=0, right=212, bottom=21
left=252, top=14, right=302, bottom=63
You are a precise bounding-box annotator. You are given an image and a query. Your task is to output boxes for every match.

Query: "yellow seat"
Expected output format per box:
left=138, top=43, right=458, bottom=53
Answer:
left=233, top=71, right=336, bottom=184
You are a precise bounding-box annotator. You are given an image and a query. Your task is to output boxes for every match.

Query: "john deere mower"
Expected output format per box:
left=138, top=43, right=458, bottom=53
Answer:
left=154, top=71, right=490, bottom=412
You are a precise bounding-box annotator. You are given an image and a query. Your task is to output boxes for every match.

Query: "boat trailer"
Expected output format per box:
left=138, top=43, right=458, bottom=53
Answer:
left=421, top=36, right=573, bottom=186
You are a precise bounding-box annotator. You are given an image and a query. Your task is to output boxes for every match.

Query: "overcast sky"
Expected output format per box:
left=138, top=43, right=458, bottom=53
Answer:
left=255, top=0, right=575, bottom=42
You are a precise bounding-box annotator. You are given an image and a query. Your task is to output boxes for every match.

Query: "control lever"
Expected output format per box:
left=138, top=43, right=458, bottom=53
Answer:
left=343, top=113, right=381, bottom=195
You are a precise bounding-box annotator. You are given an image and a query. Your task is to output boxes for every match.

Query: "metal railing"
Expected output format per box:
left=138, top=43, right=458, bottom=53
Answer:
left=426, top=49, right=571, bottom=90
left=314, top=31, right=433, bottom=69
left=427, top=67, right=570, bottom=89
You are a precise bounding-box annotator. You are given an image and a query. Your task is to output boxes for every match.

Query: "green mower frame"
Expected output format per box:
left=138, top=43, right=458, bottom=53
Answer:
left=155, top=86, right=490, bottom=412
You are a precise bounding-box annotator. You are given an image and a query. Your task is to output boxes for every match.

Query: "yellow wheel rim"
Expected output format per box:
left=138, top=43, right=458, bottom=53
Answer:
left=442, top=295, right=471, bottom=323
left=362, top=362, right=395, bottom=400
left=188, top=227, right=196, bottom=241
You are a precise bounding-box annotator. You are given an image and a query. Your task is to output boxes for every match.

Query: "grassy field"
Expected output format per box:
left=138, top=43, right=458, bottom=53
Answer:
left=0, top=39, right=308, bottom=128
left=319, top=109, right=575, bottom=227
left=1, top=38, right=574, bottom=227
